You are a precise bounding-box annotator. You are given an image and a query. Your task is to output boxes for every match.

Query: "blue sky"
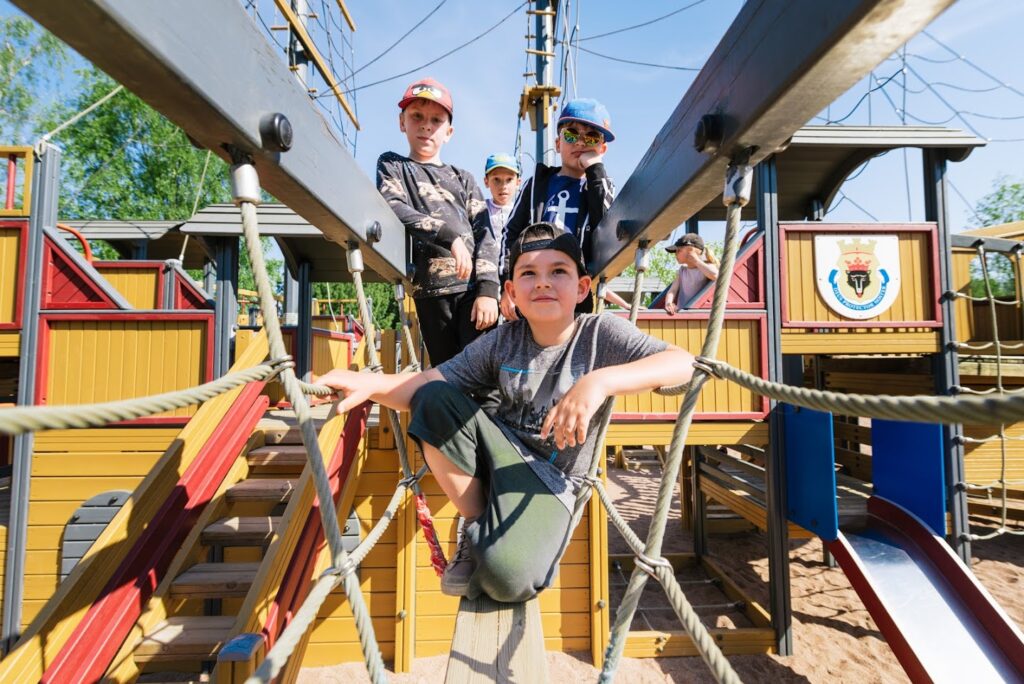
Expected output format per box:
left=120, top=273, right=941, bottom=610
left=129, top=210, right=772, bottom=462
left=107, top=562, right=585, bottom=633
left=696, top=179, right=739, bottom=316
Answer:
left=5, top=0, right=1024, bottom=246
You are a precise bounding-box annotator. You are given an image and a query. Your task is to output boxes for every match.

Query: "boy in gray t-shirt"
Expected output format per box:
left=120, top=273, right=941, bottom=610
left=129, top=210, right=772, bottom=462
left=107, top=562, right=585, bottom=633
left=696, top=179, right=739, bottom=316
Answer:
left=316, top=223, right=695, bottom=602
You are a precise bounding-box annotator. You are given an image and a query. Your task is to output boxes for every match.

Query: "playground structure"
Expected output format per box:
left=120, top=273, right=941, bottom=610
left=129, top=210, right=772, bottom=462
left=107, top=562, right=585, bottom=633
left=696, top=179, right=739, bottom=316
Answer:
left=0, top=0, right=1023, bottom=683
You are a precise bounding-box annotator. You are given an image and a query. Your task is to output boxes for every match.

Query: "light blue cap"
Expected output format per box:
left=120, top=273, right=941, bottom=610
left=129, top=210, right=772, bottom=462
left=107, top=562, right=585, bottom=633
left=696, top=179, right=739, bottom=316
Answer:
left=484, top=153, right=520, bottom=176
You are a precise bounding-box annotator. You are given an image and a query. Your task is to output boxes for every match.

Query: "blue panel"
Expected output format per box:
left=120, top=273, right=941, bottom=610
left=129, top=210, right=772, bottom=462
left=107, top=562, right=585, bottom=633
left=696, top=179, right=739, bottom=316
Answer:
left=783, top=405, right=838, bottom=541
left=872, top=420, right=946, bottom=536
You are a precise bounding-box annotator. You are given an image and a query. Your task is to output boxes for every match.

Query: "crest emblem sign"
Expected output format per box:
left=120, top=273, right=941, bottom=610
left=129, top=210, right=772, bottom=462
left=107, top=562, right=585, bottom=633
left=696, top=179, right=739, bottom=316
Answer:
left=814, top=235, right=901, bottom=320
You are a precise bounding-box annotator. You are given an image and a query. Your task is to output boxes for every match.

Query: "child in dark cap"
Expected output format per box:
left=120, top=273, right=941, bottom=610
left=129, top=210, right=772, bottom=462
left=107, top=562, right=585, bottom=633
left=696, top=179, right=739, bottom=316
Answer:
left=315, top=222, right=694, bottom=602
left=664, top=233, right=720, bottom=313
left=376, top=77, right=498, bottom=365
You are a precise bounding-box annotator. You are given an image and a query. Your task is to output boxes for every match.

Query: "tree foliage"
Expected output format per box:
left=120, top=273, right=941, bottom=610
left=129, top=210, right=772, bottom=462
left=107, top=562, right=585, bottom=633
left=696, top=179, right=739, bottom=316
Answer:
left=968, top=176, right=1024, bottom=298
left=1, top=16, right=67, bottom=143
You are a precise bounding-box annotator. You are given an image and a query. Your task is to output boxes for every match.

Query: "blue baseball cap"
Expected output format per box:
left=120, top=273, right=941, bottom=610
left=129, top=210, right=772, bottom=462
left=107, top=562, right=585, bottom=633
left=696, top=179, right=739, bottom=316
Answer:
left=557, top=98, right=614, bottom=142
left=484, top=153, right=520, bottom=176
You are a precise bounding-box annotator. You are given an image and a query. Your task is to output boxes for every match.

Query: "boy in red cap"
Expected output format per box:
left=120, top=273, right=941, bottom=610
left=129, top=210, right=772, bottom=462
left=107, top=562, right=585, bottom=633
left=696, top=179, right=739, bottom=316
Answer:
left=501, top=98, right=626, bottom=317
left=377, top=77, right=498, bottom=365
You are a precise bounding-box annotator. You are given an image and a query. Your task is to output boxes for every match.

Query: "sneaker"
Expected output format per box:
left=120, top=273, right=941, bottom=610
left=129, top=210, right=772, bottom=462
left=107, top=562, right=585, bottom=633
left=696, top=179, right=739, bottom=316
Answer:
left=441, top=518, right=476, bottom=597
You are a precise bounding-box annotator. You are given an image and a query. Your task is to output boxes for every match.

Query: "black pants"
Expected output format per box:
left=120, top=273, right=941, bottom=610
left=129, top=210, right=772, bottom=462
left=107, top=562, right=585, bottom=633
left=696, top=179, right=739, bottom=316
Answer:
left=415, top=291, right=493, bottom=366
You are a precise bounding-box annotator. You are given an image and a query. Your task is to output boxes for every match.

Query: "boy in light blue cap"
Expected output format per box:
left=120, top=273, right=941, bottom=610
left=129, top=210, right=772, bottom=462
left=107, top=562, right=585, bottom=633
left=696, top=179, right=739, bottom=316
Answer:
left=502, top=98, right=624, bottom=318
left=483, top=153, right=521, bottom=279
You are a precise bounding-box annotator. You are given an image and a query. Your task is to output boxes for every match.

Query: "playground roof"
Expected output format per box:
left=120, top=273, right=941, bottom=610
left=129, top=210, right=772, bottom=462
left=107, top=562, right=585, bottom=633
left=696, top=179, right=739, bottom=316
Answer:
left=59, top=218, right=212, bottom=268
left=181, top=203, right=376, bottom=282
left=694, top=126, right=986, bottom=222
left=959, top=220, right=1024, bottom=241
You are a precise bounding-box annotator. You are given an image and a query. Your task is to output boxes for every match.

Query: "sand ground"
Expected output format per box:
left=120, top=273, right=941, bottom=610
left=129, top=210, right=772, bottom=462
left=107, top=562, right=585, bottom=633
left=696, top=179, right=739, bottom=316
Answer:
left=298, top=458, right=1024, bottom=683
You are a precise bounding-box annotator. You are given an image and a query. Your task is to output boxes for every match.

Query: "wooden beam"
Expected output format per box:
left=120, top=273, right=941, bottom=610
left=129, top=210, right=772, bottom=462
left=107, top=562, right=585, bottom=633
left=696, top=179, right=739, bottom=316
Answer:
left=590, top=0, right=956, bottom=277
left=335, top=0, right=356, bottom=31
left=273, top=0, right=359, bottom=129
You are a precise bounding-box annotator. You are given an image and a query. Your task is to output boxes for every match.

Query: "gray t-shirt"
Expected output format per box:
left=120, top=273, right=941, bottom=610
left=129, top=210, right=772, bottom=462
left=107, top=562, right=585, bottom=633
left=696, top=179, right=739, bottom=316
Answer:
left=437, top=313, right=668, bottom=511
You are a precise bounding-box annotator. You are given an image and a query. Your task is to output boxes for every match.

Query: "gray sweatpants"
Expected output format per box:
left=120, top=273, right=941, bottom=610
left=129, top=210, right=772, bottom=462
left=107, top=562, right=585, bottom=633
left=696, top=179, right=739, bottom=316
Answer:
left=409, top=381, right=573, bottom=603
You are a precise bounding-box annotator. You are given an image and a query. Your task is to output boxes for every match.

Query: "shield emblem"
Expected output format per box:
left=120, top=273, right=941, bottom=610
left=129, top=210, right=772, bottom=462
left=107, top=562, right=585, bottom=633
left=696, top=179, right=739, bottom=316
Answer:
left=814, top=235, right=901, bottom=320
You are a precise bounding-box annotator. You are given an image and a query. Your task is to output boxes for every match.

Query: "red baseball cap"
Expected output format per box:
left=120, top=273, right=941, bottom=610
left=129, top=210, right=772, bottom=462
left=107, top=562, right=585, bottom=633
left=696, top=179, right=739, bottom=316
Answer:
left=398, top=78, right=454, bottom=119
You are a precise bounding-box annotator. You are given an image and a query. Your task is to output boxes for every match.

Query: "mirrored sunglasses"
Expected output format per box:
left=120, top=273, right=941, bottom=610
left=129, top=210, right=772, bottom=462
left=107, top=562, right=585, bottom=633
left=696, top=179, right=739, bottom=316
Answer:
left=561, top=127, right=603, bottom=147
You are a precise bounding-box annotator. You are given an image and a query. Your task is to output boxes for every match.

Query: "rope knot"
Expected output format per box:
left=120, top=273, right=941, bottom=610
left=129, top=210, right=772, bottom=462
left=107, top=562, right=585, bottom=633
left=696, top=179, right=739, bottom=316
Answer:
left=271, top=354, right=296, bottom=370
left=633, top=553, right=673, bottom=578
left=692, top=356, right=723, bottom=379
left=327, top=557, right=359, bottom=578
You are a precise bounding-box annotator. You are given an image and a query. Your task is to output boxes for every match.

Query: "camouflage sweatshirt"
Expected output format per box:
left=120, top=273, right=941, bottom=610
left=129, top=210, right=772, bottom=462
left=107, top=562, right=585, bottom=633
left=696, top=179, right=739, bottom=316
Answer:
left=376, top=152, right=499, bottom=300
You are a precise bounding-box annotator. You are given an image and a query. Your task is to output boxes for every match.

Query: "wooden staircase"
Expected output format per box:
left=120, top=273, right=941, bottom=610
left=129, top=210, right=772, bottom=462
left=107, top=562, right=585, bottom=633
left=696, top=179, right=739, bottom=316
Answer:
left=132, top=409, right=325, bottom=678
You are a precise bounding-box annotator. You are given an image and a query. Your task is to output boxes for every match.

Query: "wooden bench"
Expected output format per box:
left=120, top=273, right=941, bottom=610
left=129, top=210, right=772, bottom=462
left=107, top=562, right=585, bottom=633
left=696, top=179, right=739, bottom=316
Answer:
left=445, top=595, right=549, bottom=683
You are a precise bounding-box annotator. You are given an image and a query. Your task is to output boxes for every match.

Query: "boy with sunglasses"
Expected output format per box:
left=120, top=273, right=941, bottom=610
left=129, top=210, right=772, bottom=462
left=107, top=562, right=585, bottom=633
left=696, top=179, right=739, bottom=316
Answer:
left=377, top=77, right=499, bottom=366
left=501, top=99, right=620, bottom=318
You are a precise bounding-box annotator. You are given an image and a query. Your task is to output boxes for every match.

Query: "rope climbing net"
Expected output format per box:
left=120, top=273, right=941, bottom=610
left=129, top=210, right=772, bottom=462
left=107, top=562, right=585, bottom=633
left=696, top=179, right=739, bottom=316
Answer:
left=947, top=240, right=1024, bottom=540
left=6, top=154, right=1024, bottom=683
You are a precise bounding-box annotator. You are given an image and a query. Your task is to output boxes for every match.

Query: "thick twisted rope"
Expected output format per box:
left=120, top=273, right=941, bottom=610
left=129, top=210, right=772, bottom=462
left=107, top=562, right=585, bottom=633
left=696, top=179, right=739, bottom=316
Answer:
left=0, top=362, right=282, bottom=435
left=233, top=168, right=387, bottom=684
left=600, top=165, right=751, bottom=684
left=249, top=467, right=427, bottom=683
left=704, top=360, right=1024, bottom=425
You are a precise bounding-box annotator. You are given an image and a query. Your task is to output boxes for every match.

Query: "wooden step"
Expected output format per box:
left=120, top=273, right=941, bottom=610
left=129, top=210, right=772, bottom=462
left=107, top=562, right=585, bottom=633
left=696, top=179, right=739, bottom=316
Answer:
left=134, top=616, right=234, bottom=663
left=169, top=562, right=260, bottom=598
left=226, top=478, right=297, bottom=503
left=257, top=406, right=330, bottom=445
left=445, top=595, right=548, bottom=683
left=246, top=445, right=309, bottom=474
left=202, top=517, right=279, bottom=546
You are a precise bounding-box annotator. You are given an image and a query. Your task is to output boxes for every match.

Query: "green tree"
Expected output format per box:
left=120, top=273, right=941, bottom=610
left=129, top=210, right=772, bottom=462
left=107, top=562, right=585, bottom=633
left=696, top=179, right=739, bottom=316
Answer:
left=973, top=175, right=1024, bottom=227
left=313, top=281, right=398, bottom=330
left=968, top=176, right=1024, bottom=297
left=41, top=67, right=284, bottom=291
left=38, top=67, right=232, bottom=221
left=1, top=16, right=67, bottom=143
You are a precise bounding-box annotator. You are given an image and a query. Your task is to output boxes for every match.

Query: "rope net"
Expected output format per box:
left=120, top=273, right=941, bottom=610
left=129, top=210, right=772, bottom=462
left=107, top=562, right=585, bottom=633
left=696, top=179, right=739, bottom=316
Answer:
left=950, top=243, right=1024, bottom=540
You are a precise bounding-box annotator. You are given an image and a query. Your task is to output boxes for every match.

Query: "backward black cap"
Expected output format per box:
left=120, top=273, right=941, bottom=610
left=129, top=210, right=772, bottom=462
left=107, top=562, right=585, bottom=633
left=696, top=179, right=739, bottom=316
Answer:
left=508, top=222, right=588, bottom=276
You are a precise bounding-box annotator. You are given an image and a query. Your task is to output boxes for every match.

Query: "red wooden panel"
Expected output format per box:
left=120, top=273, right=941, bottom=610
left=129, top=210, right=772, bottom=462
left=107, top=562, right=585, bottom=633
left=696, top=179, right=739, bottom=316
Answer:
left=42, top=235, right=119, bottom=310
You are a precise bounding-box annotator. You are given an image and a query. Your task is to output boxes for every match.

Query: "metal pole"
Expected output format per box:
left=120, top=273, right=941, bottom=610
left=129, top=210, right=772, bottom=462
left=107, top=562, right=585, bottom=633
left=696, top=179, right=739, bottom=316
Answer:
left=534, top=0, right=557, bottom=165
left=282, top=265, right=299, bottom=326
left=289, top=0, right=310, bottom=85
left=212, top=236, right=239, bottom=377
left=923, top=147, right=970, bottom=563
left=757, top=156, right=793, bottom=656
left=2, top=143, right=60, bottom=652
left=296, top=260, right=312, bottom=380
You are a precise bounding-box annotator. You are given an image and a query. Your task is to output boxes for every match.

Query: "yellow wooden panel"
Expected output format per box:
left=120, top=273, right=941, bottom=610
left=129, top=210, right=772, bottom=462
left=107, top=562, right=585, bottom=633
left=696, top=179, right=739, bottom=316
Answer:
left=781, top=329, right=940, bottom=354
left=94, top=267, right=161, bottom=309
left=32, top=452, right=162, bottom=478
left=784, top=231, right=935, bottom=324
left=0, top=227, right=21, bottom=324
left=44, top=320, right=209, bottom=418
left=311, top=334, right=353, bottom=377
left=0, top=330, right=20, bottom=356
left=33, top=428, right=180, bottom=452
left=605, top=420, right=769, bottom=447
left=615, top=318, right=762, bottom=416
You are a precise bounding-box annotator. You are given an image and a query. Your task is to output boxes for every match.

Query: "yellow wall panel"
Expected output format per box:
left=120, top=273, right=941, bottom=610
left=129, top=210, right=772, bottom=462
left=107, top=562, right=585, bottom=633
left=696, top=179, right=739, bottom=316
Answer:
left=43, top=320, right=209, bottom=418
left=94, top=267, right=160, bottom=309
left=311, top=333, right=353, bottom=376
left=0, top=330, right=19, bottom=356
left=784, top=231, right=935, bottom=325
left=0, top=227, right=21, bottom=325
left=614, top=317, right=763, bottom=416
left=781, top=329, right=940, bottom=354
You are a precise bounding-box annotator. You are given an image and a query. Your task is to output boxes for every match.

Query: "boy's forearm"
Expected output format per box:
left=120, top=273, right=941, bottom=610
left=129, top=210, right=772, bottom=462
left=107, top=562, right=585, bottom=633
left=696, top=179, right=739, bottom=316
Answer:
left=370, top=368, right=444, bottom=410
left=589, top=347, right=694, bottom=396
